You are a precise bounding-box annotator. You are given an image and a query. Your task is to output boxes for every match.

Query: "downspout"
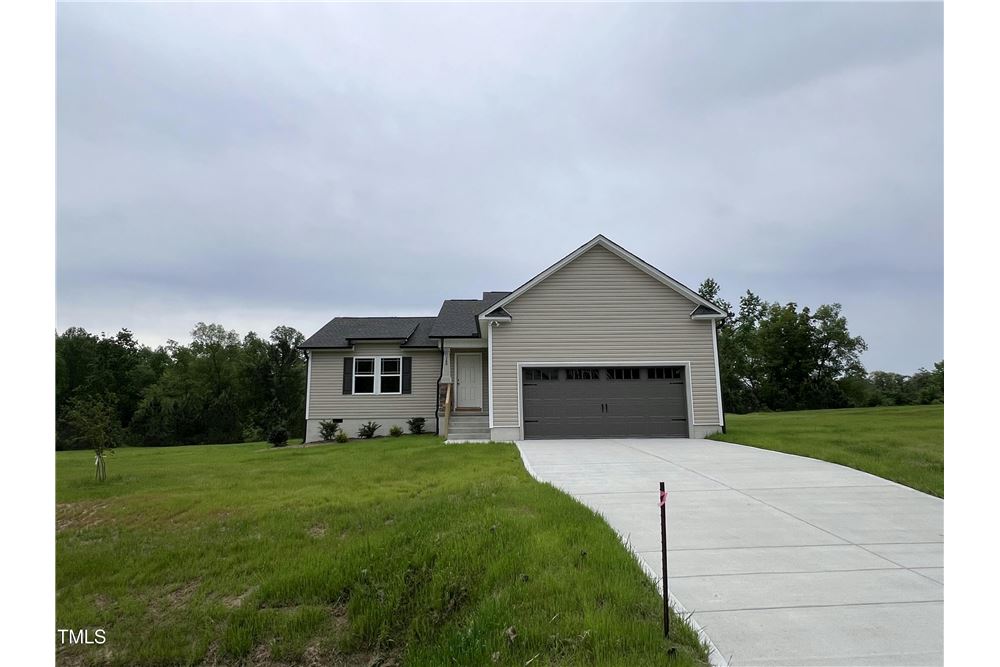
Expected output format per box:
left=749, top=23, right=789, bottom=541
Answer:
left=435, top=340, right=443, bottom=435
left=302, top=349, right=311, bottom=443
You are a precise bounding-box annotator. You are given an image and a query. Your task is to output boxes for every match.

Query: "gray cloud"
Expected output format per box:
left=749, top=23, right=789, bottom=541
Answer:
left=57, top=2, right=942, bottom=373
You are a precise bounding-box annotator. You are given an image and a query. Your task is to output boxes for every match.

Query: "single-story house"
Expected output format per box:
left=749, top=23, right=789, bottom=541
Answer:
left=300, top=235, right=726, bottom=442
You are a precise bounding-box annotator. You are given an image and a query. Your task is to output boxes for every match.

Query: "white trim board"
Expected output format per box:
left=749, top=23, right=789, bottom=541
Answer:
left=478, top=235, right=725, bottom=318
left=487, top=323, right=495, bottom=428
left=304, top=351, right=312, bottom=420
left=710, top=320, right=724, bottom=425
left=441, top=337, right=486, bottom=349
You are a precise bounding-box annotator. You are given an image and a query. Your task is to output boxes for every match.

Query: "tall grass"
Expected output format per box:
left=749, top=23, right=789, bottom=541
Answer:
left=57, top=437, right=708, bottom=665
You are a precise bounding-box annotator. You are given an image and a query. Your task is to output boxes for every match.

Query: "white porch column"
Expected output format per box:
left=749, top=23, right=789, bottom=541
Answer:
left=441, top=346, right=452, bottom=383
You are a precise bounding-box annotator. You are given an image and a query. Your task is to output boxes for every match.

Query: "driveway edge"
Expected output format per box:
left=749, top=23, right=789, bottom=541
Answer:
left=515, top=442, right=729, bottom=667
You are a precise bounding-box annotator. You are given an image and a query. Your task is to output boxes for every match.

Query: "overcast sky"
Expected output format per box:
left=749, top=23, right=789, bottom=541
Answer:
left=57, top=2, right=942, bottom=373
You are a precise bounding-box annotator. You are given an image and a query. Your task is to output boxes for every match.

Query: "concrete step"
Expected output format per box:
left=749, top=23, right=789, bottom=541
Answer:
left=448, top=431, right=492, bottom=440
left=450, top=414, right=489, bottom=422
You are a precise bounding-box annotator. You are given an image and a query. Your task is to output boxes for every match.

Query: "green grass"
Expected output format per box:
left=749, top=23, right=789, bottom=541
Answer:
left=57, top=436, right=708, bottom=666
left=710, top=405, right=943, bottom=497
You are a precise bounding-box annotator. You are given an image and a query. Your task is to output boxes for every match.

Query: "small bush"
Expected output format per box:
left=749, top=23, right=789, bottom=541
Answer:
left=407, top=417, right=426, bottom=435
left=242, top=426, right=264, bottom=443
left=334, top=429, right=349, bottom=443
left=389, top=425, right=403, bottom=437
left=357, top=421, right=381, bottom=439
left=318, top=419, right=341, bottom=441
left=268, top=426, right=289, bottom=447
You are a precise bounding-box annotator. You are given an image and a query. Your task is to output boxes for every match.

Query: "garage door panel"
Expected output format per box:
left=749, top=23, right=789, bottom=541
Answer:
left=522, top=365, right=688, bottom=439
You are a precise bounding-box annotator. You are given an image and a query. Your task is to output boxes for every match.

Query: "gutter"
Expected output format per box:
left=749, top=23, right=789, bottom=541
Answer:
left=435, top=340, right=444, bottom=435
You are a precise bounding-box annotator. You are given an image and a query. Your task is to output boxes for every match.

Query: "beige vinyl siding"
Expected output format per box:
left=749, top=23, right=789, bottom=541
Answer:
left=448, top=348, right=489, bottom=412
left=491, top=244, right=721, bottom=427
left=308, top=343, right=440, bottom=420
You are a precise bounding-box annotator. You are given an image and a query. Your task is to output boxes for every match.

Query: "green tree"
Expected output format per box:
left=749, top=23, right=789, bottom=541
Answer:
left=62, top=395, right=122, bottom=481
left=703, top=281, right=868, bottom=413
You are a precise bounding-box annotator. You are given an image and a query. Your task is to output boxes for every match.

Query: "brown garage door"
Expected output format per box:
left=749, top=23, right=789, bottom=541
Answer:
left=522, top=366, right=688, bottom=439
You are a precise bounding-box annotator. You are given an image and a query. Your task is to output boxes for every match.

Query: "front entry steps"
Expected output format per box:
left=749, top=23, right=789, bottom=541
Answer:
left=446, top=414, right=491, bottom=443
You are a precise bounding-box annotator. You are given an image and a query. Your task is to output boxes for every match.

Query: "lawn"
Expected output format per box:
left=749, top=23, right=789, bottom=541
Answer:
left=56, top=436, right=707, bottom=666
left=710, top=405, right=943, bottom=497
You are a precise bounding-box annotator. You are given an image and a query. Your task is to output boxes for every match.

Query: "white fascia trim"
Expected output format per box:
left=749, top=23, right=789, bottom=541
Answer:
left=479, top=235, right=725, bottom=317
left=515, top=360, right=698, bottom=438
left=690, top=306, right=726, bottom=320
left=488, top=323, right=494, bottom=428
left=442, top=337, right=487, bottom=349
left=304, top=351, right=312, bottom=420
left=710, top=321, right=724, bottom=424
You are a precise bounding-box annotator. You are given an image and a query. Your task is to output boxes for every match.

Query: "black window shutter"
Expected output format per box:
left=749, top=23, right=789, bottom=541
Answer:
left=401, top=357, right=412, bottom=394
left=343, top=357, right=353, bottom=394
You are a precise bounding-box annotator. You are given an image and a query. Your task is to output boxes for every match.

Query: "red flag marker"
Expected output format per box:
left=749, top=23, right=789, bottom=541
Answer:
left=659, top=490, right=668, bottom=507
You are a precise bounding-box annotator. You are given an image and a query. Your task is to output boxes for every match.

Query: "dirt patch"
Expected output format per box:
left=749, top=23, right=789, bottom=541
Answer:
left=225, top=586, right=257, bottom=609
left=247, top=643, right=272, bottom=666
left=308, top=523, right=328, bottom=538
left=145, top=579, right=201, bottom=624
left=166, top=580, right=200, bottom=610
left=56, top=501, right=110, bottom=532
left=301, top=642, right=325, bottom=667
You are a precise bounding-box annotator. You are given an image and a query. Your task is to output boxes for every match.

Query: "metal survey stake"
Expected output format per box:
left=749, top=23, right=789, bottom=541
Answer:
left=659, top=481, right=669, bottom=637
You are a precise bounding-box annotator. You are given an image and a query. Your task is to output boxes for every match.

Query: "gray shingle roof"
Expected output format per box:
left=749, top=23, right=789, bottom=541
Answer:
left=429, top=291, right=510, bottom=337
left=299, top=316, right=438, bottom=349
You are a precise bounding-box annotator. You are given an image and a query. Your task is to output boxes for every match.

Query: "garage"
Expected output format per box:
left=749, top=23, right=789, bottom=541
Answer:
left=521, top=365, right=689, bottom=439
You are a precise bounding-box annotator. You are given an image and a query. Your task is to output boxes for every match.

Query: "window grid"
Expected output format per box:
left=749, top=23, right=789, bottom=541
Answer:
left=565, top=368, right=601, bottom=380
left=606, top=367, right=641, bottom=380
left=647, top=367, right=683, bottom=380
left=353, top=356, right=402, bottom=395
left=523, top=368, right=558, bottom=382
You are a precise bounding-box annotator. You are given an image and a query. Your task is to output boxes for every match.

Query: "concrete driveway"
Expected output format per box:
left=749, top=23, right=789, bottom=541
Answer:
left=516, top=438, right=943, bottom=667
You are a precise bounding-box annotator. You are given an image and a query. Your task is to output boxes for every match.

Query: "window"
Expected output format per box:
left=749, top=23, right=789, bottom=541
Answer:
left=379, top=357, right=402, bottom=394
left=353, top=356, right=402, bottom=395
left=565, top=368, right=600, bottom=380
left=648, top=367, right=682, bottom=380
left=354, top=358, right=375, bottom=394
left=606, top=367, right=640, bottom=380
left=523, top=368, right=558, bottom=381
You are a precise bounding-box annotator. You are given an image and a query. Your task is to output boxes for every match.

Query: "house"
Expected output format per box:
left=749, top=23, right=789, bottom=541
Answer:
left=300, top=235, right=726, bottom=442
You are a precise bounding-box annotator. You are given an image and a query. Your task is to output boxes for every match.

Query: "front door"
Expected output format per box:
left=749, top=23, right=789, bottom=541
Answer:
left=455, top=353, right=483, bottom=410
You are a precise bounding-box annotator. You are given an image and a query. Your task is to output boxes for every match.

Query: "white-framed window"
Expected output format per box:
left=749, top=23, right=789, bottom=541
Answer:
left=353, top=356, right=402, bottom=395
left=379, top=357, right=402, bottom=394
left=354, top=357, right=376, bottom=394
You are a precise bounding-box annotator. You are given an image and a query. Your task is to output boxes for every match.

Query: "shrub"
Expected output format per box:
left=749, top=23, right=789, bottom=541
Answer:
left=242, top=426, right=264, bottom=443
left=407, top=417, right=426, bottom=435
left=319, top=419, right=341, bottom=441
left=357, top=421, right=381, bottom=439
left=334, top=429, right=349, bottom=443
left=268, top=426, right=289, bottom=447
left=389, top=425, right=403, bottom=437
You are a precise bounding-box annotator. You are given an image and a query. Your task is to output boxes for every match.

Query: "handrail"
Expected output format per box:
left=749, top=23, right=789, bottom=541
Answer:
left=443, top=383, right=453, bottom=439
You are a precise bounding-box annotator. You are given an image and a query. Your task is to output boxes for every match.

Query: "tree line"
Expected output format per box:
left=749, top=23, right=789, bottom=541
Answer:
left=697, top=278, right=943, bottom=414
left=56, top=323, right=306, bottom=450
left=55, top=284, right=943, bottom=449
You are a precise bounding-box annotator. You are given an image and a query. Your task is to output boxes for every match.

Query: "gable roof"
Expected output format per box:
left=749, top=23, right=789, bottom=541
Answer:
left=478, top=235, right=726, bottom=319
left=299, top=316, right=438, bottom=349
left=429, top=291, right=510, bottom=338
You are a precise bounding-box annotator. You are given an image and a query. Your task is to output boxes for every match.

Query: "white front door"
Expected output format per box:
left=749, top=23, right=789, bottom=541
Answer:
left=455, top=353, right=483, bottom=409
